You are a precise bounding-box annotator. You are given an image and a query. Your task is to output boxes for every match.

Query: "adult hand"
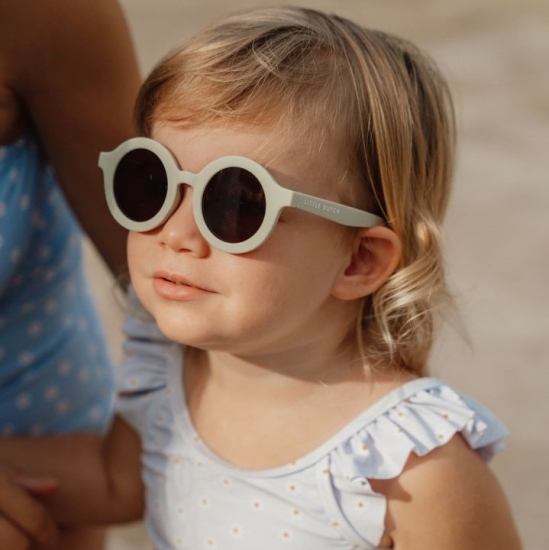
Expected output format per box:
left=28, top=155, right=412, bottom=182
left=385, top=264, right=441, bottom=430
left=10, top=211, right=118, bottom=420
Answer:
left=0, top=466, right=59, bottom=549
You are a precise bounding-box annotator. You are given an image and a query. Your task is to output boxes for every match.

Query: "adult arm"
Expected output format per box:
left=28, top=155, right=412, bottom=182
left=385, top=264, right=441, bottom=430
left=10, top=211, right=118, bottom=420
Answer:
left=0, top=0, right=141, bottom=276
left=372, top=434, right=522, bottom=549
left=0, top=415, right=144, bottom=527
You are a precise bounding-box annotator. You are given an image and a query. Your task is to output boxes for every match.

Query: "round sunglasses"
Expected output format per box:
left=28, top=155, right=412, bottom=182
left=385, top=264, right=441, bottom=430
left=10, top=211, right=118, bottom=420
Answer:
left=99, top=137, right=384, bottom=254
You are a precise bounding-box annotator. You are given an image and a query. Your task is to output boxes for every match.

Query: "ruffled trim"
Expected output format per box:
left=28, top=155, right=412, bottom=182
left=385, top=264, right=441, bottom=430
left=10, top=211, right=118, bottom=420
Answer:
left=336, top=383, right=507, bottom=481
left=322, top=380, right=508, bottom=547
left=115, top=287, right=174, bottom=394
left=114, top=288, right=180, bottom=436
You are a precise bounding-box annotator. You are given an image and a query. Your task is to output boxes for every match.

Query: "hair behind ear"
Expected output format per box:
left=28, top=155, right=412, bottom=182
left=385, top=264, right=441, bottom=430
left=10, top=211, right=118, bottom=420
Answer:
left=360, top=216, right=455, bottom=375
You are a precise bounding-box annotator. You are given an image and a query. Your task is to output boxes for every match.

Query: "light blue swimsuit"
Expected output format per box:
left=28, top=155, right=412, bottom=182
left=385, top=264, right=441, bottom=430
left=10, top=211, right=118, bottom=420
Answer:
left=0, top=133, right=113, bottom=435
left=118, top=292, right=509, bottom=550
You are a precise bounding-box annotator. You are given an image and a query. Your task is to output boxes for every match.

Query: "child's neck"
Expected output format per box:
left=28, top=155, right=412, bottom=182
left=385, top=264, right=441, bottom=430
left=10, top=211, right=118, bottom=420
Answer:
left=184, top=344, right=415, bottom=470
left=191, top=338, right=366, bottom=407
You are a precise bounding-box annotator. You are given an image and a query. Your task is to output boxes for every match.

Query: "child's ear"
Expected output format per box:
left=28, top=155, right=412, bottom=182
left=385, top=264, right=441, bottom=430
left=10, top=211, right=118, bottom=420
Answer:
left=332, top=226, right=402, bottom=301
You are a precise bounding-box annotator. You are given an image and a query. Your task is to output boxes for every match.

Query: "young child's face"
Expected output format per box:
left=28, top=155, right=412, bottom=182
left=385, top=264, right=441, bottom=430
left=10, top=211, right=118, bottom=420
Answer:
left=127, top=122, right=359, bottom=356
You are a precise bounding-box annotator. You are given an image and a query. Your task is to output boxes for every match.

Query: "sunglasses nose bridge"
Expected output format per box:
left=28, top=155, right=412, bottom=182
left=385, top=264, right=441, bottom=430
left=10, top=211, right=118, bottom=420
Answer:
left=174, top=169, right=198, bottom=191
left=170, top=170, right=200, bottom=214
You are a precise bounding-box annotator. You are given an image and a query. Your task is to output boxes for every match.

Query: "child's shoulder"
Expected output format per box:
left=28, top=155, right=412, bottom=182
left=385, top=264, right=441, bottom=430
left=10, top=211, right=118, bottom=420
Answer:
left=362, top=376, right=519, bottom=547
left=326, top=376, right=513, bottom=547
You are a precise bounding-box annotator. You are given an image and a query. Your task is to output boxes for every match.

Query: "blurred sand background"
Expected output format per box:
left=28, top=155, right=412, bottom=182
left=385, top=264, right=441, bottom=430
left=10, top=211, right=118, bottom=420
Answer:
left=82, top=0, right=549, bottom=548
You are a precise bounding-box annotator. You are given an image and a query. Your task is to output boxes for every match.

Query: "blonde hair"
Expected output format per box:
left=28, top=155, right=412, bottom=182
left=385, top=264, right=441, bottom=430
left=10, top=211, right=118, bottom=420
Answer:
left=136, top=6, right=457, bottom=376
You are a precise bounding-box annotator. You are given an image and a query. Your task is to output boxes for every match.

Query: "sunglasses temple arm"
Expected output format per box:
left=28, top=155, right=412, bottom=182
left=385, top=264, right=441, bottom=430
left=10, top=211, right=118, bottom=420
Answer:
left=290, top=192, right=384, bottom=228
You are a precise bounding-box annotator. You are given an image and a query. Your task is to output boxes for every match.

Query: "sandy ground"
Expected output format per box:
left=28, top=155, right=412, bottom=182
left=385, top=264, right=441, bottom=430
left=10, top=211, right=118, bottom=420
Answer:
left=81, top=1, right=549, bottom=548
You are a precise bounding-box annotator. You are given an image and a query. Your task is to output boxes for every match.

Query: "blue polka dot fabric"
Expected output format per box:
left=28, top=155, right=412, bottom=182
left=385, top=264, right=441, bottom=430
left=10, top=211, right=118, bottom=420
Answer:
left=0, top=134, right=113, bottom=435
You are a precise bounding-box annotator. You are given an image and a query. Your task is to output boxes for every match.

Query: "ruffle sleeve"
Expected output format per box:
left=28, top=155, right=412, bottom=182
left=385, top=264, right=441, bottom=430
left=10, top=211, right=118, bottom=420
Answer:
left=114, top=288, right=179, bottom=435
left=318, top=379, right=509, bottom=548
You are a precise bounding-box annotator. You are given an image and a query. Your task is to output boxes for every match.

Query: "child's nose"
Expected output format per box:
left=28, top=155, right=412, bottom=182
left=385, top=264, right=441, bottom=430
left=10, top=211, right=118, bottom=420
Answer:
left=156, top=186, right=209, bottom=257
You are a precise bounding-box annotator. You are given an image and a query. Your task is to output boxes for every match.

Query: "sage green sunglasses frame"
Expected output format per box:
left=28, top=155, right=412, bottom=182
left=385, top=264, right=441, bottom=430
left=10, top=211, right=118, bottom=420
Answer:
left=99, top=137, right=384, bottom=254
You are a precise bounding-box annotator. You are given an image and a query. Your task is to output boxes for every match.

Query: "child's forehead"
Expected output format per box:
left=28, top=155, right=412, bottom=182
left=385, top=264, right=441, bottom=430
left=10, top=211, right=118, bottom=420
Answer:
left=152, top=118, right=338, bottom=166
left=151, top=120, right=349, bottom=196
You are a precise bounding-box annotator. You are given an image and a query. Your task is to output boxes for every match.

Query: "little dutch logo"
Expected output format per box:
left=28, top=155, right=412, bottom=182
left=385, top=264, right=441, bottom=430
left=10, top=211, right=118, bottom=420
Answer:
left=301, top=198, right=340, bottom=215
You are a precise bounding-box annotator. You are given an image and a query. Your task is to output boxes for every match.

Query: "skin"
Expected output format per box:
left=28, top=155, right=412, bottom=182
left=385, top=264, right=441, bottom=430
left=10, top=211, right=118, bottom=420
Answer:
left=0, top=121, right=521, bottom=548
left=0, top=0, right=139, bottom=274
left=0, top=0, right=140, bottom=547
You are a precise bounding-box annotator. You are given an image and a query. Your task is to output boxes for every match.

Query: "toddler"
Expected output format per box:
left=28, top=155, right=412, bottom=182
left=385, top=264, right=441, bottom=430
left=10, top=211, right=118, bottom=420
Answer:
left=0, top=6, right=521, bottom=549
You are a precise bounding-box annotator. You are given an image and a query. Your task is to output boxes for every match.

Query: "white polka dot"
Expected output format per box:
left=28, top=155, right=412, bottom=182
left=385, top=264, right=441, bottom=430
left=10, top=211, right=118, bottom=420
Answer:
left=58, top=360, right=71, bottom=375
left=10, top=248, right=21, bottom=262
left=44, top=385, right=60, bottom=401
left=0, top=203, right=6, bottom=217
left=44, top=269, right=57, bottom=282
left=9, top=168, right=19, bottom=182
left=44, top=299, right=58, bottom=313
left=16, top=393, right=32, bottom=409
left=0, top=234, right=4, bottom=248
left=0, top=148, right=6, bottom=160
left=56, top=400, right=70, bottom=415
left=28, top=321, right=43, bottom=336
left=19, top=351, right=34, bottom=366
left=19, top=195, right=30, bottom=210
left=89, top=406, right=102, bottom=421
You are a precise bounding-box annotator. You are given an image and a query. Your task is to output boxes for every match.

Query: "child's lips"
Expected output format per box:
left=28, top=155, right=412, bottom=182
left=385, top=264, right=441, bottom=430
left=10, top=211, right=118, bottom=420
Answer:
left=152, top=272, right=214, bottom=300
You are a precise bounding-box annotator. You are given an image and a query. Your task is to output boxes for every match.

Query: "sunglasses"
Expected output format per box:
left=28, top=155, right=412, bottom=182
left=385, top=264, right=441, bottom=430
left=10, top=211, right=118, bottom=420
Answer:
left=99, top=137, right=384, bottom=254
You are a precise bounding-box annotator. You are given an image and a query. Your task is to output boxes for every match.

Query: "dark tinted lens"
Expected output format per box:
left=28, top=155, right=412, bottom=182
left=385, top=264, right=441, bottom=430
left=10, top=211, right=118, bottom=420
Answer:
left=113, top=148, right=168, bottom=222
left=202, top=167, right=266, bottom=243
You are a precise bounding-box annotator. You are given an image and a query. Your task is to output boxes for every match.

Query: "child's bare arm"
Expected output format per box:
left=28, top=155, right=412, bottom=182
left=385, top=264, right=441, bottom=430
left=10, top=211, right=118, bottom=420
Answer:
left=373, top=434, right=521, bottom=550
left=0, top=415, right=143, bottom=527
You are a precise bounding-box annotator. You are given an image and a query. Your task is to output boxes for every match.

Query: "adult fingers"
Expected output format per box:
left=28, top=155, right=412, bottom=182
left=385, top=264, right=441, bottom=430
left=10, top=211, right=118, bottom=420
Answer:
left=0, top=472, right=59, bottom=549
left=0, top=515, right=32, bottom=550
left=16, top=475, right=59, bottom=497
